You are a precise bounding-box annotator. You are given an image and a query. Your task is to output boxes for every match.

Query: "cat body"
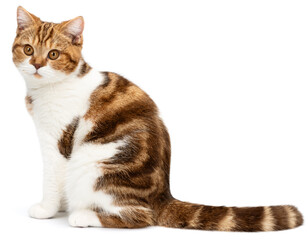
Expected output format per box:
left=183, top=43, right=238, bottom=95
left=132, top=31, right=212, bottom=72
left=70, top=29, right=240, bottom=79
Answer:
left=13, top=6, right=303, bottom=231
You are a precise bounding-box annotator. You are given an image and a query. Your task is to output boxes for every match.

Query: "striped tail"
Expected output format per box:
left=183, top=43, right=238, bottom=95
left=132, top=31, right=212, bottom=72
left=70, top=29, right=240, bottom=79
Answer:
left=157, top=199, right=303, bottom=231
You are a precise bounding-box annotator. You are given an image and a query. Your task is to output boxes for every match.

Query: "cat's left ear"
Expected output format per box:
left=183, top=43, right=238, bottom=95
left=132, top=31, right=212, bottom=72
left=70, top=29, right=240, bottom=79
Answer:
left=61, top=16, right=84, bottom=45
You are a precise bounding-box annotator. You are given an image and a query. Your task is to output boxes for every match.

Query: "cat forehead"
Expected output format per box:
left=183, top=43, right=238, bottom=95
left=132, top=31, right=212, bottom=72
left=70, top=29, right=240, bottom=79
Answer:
left=18, top=21, right=71, bottom=48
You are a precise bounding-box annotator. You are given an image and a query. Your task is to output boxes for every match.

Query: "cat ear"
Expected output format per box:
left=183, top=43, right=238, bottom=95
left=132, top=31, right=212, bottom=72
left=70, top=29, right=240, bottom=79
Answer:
left=61, top=17, right=84, bottom=44
left=17, top=6, right=40, bottom=31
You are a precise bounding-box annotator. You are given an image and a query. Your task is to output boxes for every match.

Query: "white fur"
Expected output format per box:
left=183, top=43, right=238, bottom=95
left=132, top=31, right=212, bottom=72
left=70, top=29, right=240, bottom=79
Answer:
left=17, top=58, right=124, bottom=225
left=73, top=118, right=94, bottom=146
left=68, top=209, right=101, bottom=227
left=66, top=139, right=126, bottom=215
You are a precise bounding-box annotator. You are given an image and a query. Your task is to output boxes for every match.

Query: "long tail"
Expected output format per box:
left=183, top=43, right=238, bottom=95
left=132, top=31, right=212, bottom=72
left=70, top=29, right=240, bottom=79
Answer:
left=156, top=199, right=303, bottom=231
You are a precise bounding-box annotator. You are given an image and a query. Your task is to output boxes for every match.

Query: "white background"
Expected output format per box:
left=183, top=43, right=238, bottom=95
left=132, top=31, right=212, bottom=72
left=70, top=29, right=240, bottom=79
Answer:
left=0, top=0, right=307, bottom=239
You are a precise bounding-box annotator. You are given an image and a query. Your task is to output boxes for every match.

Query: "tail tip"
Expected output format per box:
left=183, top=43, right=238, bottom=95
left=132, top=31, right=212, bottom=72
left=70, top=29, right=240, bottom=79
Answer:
left=270, top=205, right=304, bottom=231
left=288, top=205, right=304, bottom=228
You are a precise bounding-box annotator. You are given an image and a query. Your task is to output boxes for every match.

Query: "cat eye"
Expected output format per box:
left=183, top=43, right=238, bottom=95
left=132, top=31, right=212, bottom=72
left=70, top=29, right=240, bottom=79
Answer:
left=48, top=50, right=60, bottom=60
left=24, top=45, right=34, bottom=56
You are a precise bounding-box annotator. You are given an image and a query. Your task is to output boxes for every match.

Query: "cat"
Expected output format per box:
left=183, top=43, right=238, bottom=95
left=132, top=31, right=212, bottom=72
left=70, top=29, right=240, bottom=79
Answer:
left=13, top=6, right=303, bottom=231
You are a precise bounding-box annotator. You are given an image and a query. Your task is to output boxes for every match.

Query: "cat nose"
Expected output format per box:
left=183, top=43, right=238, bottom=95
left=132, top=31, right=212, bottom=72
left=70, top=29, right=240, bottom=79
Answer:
left=33, top=63, right=42, bottom=70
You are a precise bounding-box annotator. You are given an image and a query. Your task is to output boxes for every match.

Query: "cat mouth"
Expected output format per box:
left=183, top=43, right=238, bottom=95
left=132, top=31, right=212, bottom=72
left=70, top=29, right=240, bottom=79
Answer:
left=34, top=72, right=42, bottom=78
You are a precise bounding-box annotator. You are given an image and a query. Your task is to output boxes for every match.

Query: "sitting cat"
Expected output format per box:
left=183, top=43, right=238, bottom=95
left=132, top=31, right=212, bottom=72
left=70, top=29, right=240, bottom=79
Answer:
left=13, top=6, right=303, bottom=231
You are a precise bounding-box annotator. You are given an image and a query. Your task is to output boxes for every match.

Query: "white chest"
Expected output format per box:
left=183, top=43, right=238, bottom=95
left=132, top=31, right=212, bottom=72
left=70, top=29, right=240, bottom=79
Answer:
left=32, top=88, right=89, bottom=135
left=28, top=70, right=104, bottom=143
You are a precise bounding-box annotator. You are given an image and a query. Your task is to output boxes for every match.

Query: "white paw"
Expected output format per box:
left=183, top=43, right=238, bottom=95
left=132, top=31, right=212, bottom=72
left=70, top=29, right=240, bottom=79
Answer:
left=28, top=203, right=57, bottom=219
left=68, top=209, right=101, bottom=228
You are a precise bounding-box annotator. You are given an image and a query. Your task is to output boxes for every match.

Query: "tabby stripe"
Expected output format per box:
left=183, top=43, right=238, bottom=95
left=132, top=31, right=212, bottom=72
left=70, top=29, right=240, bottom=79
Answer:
left=95, top=174, right=153, bottom=190
left=197, top=206, right=229, bottom=230
left=270, top=206, right=289, bottom=230
left=84, top=100, right=156, bottom=143
left=39, top=23, right=48, bottom=41
left=113, top=193, right=149, bottom=206
left=42, top=27, right=54, bottom=43
left=217, top=208, right=236, bottom=231
left=36, top=25, right=42, bottom=42
left=232, top=207, right=264, bottom=231
left=285, top=206, right=298, bottom=229
left=12, top=43, right=22, bottom=52
left=262, top=206, right=275, bottom=231
left=97, top=181, right=156, bottom=199
left=41, top=23, right=52, bottom=42
left=189, top=205, right=203, bottom=228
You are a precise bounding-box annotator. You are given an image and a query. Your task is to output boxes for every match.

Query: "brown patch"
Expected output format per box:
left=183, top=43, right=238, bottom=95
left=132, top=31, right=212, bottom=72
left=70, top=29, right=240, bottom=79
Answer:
left=58, top=117, right=79, bottom=159
left=95, top=207, right=154, bottom=228
left=25, top=95, right=33, bottom=115
left=78, top=60, right=92, bottom=77
left=80, top=72, right=305, bottom=232
left=82, top=72, right=172, bottom=225
left=232, top=207, right=264, bottom=231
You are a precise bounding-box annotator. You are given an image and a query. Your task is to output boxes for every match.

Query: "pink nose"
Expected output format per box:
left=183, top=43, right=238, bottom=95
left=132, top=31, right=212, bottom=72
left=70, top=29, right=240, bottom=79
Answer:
left=33, top=63, right=42, bottom=70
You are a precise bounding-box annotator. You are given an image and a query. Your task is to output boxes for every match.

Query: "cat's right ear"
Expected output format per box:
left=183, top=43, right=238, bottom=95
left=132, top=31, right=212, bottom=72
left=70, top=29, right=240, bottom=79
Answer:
left=61, top=16, right=84, bottom=45
left=17, top=6, right=40, bottom=31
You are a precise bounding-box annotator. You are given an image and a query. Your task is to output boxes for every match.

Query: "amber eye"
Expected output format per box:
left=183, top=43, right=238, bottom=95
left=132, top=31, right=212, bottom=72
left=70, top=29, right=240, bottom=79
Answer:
left=24, top=45, right=34, bottom=56
left=48, top=50, right=60, bottom=60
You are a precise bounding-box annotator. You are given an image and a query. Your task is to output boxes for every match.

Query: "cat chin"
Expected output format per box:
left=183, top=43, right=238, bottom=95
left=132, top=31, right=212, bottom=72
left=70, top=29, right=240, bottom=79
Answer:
left=23, top=74, right=69, bottom=88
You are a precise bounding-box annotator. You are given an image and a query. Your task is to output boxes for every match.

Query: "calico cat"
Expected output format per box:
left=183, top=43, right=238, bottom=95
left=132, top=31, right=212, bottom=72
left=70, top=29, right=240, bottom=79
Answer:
left=13, top=6, right=303, bottom=231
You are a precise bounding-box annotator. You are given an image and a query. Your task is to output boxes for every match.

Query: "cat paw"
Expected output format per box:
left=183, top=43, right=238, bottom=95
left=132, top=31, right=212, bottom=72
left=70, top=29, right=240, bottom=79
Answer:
left=28, top=203, right=57, bottom=219
left=68, top=209, right=101, bottom=227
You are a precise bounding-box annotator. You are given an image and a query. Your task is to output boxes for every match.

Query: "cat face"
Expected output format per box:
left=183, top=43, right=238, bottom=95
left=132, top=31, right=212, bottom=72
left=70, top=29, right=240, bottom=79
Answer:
left=12, top=6, right=84, bottom=87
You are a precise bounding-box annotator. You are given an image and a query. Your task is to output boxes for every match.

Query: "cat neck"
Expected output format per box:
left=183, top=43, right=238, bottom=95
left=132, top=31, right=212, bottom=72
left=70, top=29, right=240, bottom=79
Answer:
left=27, top=59, right=104, bottom=131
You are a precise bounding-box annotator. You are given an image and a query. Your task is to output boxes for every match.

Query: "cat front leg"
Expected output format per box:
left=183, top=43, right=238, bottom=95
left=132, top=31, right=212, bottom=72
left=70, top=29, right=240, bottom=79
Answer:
left=29, top=142, right=66, bottom=219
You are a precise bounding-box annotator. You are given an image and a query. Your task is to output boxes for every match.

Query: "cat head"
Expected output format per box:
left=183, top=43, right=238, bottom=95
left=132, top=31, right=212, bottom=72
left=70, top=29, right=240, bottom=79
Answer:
left=12, top=6, right=84, bottom=87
